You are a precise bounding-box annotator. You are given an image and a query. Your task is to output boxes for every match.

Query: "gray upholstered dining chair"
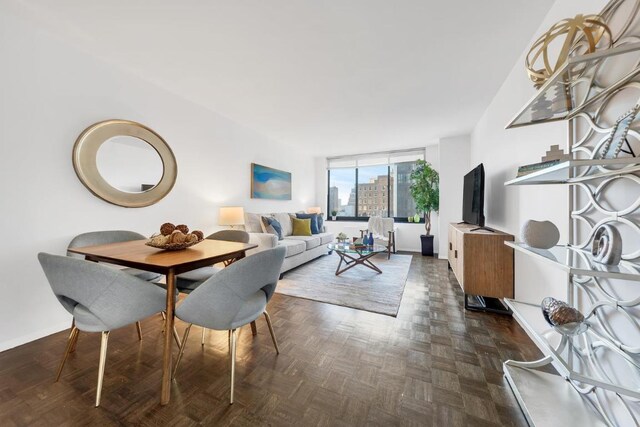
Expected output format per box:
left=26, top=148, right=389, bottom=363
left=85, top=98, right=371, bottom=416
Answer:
left=175, top=229, right=250, bottom=292
left=68, top=230, right=180, bottom=348
left=67, top=230, right=162, bottom=342
left=67, top=230, right=162, bottom=282
left=38, top=253, right=167, bottom=407
left=173, top=229, right=251, bottom=344
left=172, top=246, right=286, bottom=404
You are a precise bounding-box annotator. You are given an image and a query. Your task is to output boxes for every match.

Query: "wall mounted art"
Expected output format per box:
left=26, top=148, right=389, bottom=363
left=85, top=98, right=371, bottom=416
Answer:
left=251, top=163, right=292, bottom=200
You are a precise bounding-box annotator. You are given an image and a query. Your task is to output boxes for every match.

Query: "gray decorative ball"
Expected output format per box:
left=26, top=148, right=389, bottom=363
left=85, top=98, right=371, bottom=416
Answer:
left=520, top=220, right=560, bottom=249
left=592, top=224, right=622, bottom=265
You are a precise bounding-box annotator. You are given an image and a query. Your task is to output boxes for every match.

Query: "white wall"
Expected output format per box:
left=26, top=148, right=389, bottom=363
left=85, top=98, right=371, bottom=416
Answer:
left=469, top=0, right=606, bottom=303
left=437, top=135, right=470, bottom=258
left=0, top=7, right=316, bottom=351
left=315, top=144, right=441, bottom=253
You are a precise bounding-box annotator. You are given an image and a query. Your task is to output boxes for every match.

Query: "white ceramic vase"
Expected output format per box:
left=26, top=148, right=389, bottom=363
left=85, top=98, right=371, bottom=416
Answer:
left=520, top=220, right=560, bottom=249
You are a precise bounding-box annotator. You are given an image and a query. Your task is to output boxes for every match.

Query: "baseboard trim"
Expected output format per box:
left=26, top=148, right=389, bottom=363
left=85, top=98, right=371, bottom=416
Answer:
left=0, top=319, right=71, bottom=353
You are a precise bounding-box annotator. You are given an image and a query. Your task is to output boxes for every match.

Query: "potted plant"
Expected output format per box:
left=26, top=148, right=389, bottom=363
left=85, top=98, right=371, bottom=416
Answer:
left=331, top=210, right=337, bottom=221
left=409, top=160, right=439, bottom=256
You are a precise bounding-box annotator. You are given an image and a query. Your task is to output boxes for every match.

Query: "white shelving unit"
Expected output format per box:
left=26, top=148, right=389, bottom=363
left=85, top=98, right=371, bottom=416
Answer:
left=502, top=2, right=640, bottom=425
left=506, top=242, right=640, bottom=281
left=504, top=158, right=640, bottom=186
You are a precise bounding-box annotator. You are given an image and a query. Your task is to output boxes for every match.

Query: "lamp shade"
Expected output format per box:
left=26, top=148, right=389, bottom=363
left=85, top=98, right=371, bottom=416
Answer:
left=307, top=206, right=322, bottom=214
left=219, top=206, right=245, bottom=226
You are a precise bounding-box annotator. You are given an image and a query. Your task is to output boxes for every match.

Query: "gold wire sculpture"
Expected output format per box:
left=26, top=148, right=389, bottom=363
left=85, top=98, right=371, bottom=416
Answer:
left=526, top=14, right=612, bottom=88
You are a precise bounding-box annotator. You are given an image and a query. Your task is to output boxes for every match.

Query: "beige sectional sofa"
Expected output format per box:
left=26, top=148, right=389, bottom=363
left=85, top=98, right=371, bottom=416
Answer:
left=244, top=212, right=334, bottom=274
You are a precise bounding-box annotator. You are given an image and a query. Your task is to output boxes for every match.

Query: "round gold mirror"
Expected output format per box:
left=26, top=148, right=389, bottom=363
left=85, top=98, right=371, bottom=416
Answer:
left=73, top=120, right=177, bottom=208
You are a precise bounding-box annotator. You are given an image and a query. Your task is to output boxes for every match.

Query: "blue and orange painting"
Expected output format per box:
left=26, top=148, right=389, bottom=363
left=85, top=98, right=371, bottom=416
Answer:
left=251, top=163, right=292, bottom=200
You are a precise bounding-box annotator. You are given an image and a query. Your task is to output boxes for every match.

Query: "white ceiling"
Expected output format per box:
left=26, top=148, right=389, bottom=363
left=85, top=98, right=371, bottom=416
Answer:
left=19, top=0, right=554, bottom=155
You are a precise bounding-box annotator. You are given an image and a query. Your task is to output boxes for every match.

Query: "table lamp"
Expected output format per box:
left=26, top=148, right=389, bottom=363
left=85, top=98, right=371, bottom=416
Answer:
left=307, top=206, right=322, bottom=214
left=219, top=206, right=245, bottom=228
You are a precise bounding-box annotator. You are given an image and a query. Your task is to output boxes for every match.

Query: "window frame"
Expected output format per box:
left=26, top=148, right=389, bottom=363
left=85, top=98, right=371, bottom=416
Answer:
left=326, top=163, right=425, bottom=224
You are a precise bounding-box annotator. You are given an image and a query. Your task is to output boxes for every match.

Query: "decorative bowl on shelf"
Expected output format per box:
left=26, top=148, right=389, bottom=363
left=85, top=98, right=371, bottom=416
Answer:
left=145, top=222, right=205, bottom=251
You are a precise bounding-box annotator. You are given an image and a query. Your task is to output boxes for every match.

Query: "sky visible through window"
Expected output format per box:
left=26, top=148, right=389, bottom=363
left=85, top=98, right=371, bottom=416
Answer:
left=330, top=165, right=387, bottom=205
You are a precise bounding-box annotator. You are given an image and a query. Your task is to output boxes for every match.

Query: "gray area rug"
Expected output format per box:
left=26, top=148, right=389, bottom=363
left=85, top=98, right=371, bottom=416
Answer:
left=276, top=253, right=412, bottom=317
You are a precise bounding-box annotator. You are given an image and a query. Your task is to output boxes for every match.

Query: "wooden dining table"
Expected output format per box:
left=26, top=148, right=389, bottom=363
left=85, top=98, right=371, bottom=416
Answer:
left=67, top=238, right=258, bottom=405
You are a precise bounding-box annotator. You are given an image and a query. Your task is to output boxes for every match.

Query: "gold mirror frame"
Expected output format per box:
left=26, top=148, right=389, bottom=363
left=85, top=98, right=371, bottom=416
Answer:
left=72, top=119, right=177, bottom=208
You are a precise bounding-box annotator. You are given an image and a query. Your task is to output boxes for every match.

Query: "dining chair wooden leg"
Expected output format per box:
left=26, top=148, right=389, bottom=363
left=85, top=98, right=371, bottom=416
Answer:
left=201, top=327, right=206, bottom=346
left=55, top=326, right=79, bottom=382
left=250, top=321, right=257, bottom=336
left=135, top=321, right=143, bottom=341
left=172, top=325, right=182, bottom=348
left=69, top=319, right=79, bottom=353
left=172, top=324, right=192, bottom=379
left=230, top=329, right=238, bottom=404
left=263, top=311, right=280, bottom=354
left=95, top=331, right=110, bottom=407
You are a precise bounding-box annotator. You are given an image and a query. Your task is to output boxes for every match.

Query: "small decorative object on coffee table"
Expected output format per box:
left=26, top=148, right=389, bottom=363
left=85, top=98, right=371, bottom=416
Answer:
left=146, top=222, right=205, bottom=250
left=327, top=242, right=386, bottom=276
left=336, top=232, right=348, bottom=243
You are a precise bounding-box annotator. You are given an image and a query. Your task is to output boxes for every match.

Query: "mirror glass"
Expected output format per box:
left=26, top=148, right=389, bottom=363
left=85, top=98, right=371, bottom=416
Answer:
left=96, top=136, right=164, bottom=193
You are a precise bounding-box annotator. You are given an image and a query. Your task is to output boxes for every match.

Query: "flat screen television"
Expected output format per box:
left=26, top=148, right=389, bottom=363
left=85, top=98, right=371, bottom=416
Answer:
left=462, top=163, right=485, bottom=227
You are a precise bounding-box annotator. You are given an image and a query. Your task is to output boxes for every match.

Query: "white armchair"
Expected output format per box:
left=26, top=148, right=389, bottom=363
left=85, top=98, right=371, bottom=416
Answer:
left=360, top=217, right=397, bottom=259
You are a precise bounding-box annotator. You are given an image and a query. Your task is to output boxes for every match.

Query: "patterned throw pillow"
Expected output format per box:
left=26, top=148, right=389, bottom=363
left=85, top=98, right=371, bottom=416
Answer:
left=291, top=217, right=312, bottom=236
left=316, top=214, right=324, bottom=232
left=295, top=213, right=319, bottom=234
left=261, top=216, right=283, bottom=240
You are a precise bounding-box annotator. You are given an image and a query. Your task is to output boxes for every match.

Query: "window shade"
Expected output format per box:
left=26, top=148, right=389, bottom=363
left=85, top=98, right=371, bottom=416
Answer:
left=327, top=148, right=425, bottom=169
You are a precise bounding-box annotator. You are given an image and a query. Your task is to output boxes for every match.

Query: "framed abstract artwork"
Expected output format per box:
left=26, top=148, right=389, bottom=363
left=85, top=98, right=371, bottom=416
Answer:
left=251, top=163, right=292, bottom=200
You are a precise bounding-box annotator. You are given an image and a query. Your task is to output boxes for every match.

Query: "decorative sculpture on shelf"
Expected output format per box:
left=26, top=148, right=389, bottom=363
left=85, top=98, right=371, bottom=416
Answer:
left=521, top=220, right=560, bottom=249
left=592, top=224, right=622, bottom=265
left=541, top=145, right=571, bottom=162
left=526, top=14, right=612, bottom=88
left=541, top=297, right=588, bottom=336
left=599, top=104, right=639, bottom=159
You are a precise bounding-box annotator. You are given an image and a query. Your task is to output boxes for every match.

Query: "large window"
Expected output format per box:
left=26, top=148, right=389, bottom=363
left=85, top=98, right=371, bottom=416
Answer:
left=327, top=149, right=425, bottom=221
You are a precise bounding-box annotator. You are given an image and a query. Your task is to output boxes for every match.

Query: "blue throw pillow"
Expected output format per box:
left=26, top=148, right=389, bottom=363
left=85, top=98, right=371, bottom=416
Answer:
left=296, top=213, right=319, bottom=234
left=261, top=216, right=283, bottom=240
left=316, top=214, right=324, bottom=232
left=267, top=217, right=283, bottom=240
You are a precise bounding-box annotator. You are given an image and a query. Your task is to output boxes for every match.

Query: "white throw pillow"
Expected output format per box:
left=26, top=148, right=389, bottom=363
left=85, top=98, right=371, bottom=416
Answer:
left=272, top=212, right=293, bottom=236
left=244, top=212, right=263, bottom=233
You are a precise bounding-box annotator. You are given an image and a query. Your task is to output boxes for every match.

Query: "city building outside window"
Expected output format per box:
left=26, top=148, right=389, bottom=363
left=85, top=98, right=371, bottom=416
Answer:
left=326, top=149, right=426, bottom=222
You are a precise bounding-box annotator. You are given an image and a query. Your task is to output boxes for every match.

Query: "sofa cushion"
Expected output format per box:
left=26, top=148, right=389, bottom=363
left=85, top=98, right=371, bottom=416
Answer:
left=277, top=239, right=306, bottom=257
left=244, top=212, right=263, bottom=233
left=286, top=235, right=321, bottom=250
left=272, top=212, right=293, bottom=236
left=316, top=232, right=334, bottom=245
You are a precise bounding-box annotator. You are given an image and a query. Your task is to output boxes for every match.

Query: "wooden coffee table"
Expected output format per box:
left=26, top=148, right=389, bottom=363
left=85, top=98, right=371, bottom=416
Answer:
left=327, top=242, right=387, bottom=276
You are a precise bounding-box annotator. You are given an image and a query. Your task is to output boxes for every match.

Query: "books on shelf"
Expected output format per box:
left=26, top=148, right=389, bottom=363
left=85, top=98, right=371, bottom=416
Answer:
left=517, top=159, right=561, bottom=177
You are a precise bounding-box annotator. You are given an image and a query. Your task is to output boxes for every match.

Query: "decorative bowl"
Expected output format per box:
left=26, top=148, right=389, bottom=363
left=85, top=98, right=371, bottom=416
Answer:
left=145, top=234, right=204, bottom=251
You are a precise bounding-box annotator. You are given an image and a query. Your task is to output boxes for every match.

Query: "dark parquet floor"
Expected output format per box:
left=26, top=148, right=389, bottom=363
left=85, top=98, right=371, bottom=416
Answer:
left=0, top=254, right=542, bottom=426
